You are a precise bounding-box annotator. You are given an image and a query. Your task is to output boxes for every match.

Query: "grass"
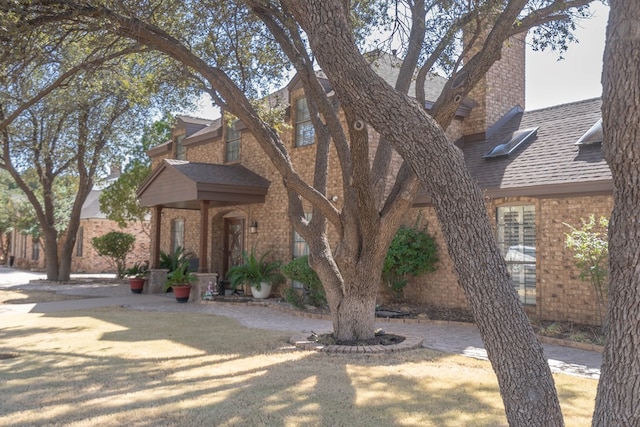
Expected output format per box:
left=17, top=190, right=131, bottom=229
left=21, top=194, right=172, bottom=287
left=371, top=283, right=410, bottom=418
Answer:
left=0, top=300, right=597, bottom=426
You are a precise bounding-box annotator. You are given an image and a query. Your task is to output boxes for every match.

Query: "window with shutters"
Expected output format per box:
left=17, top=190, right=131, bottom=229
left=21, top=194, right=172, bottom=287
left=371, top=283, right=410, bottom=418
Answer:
left=497, top=205, right=536, bottom=305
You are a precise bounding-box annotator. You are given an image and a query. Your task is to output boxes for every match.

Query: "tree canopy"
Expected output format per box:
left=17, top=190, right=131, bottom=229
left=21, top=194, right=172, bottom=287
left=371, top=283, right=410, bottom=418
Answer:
left=1, top=0, right=608, bottom=424
left=99, top=116, right=173, bottom=230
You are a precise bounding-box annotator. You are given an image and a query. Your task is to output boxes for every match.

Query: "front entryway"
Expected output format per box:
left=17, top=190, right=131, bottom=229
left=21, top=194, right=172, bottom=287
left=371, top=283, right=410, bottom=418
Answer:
left=223, top=218, right=245, bottom=277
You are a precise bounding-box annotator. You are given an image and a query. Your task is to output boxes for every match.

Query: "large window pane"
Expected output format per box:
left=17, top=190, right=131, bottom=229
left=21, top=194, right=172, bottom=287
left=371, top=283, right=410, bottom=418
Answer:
left=226, top=124, right=241, bottom=162
left=175, top=135, right=186, bottom=160
left=295, top=98, right=315, bottom=147
left=292, top=213, right=311, bottom=289
left=171, top=219, right=185, bottom=253
left=497, top=205, right=536, bottom=305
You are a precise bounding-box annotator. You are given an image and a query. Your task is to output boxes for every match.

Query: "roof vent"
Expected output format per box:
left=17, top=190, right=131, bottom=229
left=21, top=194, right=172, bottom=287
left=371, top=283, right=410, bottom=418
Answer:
left=483, top=127, right=539, bottom=159
left=575, top=119, right=603, bottom=145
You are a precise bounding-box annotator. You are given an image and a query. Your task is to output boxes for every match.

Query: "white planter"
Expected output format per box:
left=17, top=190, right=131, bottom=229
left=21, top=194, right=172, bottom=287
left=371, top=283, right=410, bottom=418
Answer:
left=250, top=281, right=272, bottom=299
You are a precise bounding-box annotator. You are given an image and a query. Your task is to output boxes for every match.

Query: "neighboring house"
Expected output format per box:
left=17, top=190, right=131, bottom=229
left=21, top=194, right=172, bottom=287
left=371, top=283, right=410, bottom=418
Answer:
left=9, top=167, right=151, bottom=273
left=139, top=40, right=610, bottom=325
left=72, top=167, right=151, bottom=274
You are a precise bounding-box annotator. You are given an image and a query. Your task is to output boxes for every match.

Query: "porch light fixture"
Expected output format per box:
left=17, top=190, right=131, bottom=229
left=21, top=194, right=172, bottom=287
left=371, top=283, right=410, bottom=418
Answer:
left=249, top=221, right=258, bottom=234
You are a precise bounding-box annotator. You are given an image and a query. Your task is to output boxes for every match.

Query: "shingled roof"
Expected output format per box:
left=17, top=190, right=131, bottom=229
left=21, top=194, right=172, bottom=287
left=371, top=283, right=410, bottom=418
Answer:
left=137, top=159, right=270, bottom=210
left=460, top=98, right=610, bottom=198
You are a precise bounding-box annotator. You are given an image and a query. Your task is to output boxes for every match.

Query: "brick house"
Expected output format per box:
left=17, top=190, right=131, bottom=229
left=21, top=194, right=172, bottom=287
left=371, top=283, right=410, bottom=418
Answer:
left=8, top=167, right=150, bottom=273
left=139, top=40, right=610, bottom=325
left=71, top=169, right=151, bottom=274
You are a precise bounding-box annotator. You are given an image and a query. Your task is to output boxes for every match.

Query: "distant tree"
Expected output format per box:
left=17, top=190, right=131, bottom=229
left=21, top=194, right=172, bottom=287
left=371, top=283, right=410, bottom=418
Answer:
left=0, top=170, right=17, bottom=262
left=99, top=116, right=173, bottom=231
left=0, top=22, right=193, bottom=280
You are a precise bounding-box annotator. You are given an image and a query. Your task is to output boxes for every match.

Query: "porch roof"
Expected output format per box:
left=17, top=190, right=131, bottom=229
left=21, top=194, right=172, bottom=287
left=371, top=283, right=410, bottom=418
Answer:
left=137, top=159, right=270, bottom=209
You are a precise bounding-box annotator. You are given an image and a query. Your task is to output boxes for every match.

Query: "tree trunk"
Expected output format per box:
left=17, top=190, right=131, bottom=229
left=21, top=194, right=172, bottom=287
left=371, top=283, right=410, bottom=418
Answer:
left=43, top=227, right=59, bottom=281
left=593, top=1, right=640, bottom=424
left=287, top=1, right=564, bottom=425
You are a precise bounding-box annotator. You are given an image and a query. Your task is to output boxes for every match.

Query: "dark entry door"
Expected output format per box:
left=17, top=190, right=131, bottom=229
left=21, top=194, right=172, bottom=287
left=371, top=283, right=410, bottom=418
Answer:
left=223, top=218, right=245, bottom=277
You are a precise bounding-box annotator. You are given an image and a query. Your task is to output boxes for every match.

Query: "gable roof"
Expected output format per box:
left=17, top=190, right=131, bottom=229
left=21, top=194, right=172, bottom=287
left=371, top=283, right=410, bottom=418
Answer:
left=137, top=159, right=270, bottom=209
left=80, top=169, right=121, bottom=219
left=460, top=98, right=610, bottom=198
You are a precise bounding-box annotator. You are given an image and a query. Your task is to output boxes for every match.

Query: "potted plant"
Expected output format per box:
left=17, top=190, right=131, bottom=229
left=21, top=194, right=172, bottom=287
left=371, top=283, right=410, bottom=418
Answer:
left=227, top=249, right=285, bottom=299
left=125, top=261, right=149, bottom=294
left=163, top=257, right=196, bottom=303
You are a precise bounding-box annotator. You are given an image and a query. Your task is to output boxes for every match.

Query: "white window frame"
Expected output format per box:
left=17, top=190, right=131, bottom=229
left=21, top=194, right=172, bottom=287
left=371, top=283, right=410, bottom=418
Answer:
left=497, top=205, right=536, bottom=305
left=295, top=97, right=315, bottom=147
left=171, top=219, right=185, bottom=253
left=291, top=213, right=312, bottom=289
left=225, top=123, right=241, bottom=162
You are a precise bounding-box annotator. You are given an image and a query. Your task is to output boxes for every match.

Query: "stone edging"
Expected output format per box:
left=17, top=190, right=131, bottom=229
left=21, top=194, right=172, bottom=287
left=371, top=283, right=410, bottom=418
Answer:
left=289, top=332, right=424, bottom=354
left=203, top=299, right=604, bottom=353
left=538, top=335, right=604, bottom=353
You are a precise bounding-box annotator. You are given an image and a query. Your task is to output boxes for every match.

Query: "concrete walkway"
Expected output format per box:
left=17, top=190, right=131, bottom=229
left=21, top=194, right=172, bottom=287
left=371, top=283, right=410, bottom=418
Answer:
left=0, top=267, right=601, bottom=379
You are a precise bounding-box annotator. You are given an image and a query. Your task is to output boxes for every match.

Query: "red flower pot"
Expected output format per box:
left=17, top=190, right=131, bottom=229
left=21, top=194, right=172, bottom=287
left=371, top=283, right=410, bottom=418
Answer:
left=172, top=285, right=192, bottom=303
left=129, top=278, right=145, bottom=294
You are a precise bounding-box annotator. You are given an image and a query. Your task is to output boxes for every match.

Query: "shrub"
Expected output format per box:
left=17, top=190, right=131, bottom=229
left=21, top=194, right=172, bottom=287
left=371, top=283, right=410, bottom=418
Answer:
left=565, top=215, right=609, bottom=328
left=282, top=287, right=306, bottom=309
left=282, top=255, right=326, bottom=307
left=92, top=232, right=136, bottom=278
left=383, top=224, right=438, bottom=301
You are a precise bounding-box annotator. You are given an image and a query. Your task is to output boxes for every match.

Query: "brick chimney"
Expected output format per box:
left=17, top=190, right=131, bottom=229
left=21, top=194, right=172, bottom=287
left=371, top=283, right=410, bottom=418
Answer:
left=463, top=33, right=526, bottom=140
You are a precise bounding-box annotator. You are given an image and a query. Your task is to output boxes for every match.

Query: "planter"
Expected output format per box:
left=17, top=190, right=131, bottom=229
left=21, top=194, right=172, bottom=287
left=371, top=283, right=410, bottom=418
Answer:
left=172, top=285, right=192, bottom=303
left=250, top=281, right=272, bottom=299
left=129, top=278, right=146, bottom=294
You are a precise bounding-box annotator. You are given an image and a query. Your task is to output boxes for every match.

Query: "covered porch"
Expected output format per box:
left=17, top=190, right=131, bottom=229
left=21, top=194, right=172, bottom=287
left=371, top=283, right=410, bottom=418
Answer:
left=137, top=159, right=271, bottom=275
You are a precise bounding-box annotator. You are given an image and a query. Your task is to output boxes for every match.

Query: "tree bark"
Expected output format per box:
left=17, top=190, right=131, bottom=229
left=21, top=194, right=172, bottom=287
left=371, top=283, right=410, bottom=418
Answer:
left=593, top=1, right=640, bottom=424
left=285, top=1, right=564, bottom=425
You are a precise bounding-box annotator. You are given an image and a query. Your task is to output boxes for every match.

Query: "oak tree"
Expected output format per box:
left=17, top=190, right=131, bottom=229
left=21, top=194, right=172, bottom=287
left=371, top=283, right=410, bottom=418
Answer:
left=4, top=1, right=597, bottom=424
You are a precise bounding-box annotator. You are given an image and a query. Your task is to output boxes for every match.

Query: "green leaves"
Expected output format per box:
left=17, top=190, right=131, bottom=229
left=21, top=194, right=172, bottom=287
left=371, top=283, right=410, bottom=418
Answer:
left=92, top=231, right=136, bottom=279
left=383, top=224, right=438, bottom=300
left=565, top=215, right=609, bottom=326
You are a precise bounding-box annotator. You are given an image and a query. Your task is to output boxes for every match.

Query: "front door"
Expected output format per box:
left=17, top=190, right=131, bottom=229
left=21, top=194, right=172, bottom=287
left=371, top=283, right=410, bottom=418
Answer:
left=223, top=218, right=245, bottom=277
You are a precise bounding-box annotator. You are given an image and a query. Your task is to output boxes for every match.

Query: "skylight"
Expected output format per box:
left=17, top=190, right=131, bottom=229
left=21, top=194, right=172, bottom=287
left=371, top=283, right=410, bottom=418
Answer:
left=483, top=127, right=539, bottom=159
left=575, top=119, right=603, bottom=145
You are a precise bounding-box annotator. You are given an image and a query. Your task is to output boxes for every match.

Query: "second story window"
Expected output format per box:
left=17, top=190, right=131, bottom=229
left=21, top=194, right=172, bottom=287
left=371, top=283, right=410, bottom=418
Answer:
left=225, top=123, right=241, bottom=162
left=295, top=97, right=315, bottom=147
left=175, top=135, right=186, bottom=160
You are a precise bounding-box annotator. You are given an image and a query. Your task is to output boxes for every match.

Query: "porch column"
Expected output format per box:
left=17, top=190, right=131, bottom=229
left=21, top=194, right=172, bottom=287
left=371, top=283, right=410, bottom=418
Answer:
left=152, top=206, right=162, bottom=269
left=199, top=200, right=209, bottom=273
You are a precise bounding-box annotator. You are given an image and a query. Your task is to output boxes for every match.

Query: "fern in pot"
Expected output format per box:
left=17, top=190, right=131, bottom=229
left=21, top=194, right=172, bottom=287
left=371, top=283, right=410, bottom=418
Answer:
left=163, top=256, right=196, bottom=303
left=227, top=249, right=285, bottom=299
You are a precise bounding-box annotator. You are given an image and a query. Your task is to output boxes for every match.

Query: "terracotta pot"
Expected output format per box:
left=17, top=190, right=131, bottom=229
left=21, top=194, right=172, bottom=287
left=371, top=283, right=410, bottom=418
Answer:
left=129, top=278, right=145, bottom=294
left=172, top=285, right=192, bottom=303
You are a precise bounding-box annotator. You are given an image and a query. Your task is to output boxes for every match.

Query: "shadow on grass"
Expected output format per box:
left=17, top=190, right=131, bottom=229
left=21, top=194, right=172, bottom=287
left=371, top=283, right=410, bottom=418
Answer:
left=0, top=306, right=594, bottom=426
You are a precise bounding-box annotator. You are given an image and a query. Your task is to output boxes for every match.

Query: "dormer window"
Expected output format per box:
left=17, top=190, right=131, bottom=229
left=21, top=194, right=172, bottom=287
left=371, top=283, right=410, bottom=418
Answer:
left=226, top=122, right=241, bottom=162
left=295, top=97, right=315, bottom=147
left=484, top=127, right=538, bottom=159
left=575, top=119, right=603, bottom=146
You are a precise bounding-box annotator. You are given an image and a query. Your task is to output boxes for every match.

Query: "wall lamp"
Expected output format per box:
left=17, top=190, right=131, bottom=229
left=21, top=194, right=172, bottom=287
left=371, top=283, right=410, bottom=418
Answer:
left=249, top=221, right=258, bottom=234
